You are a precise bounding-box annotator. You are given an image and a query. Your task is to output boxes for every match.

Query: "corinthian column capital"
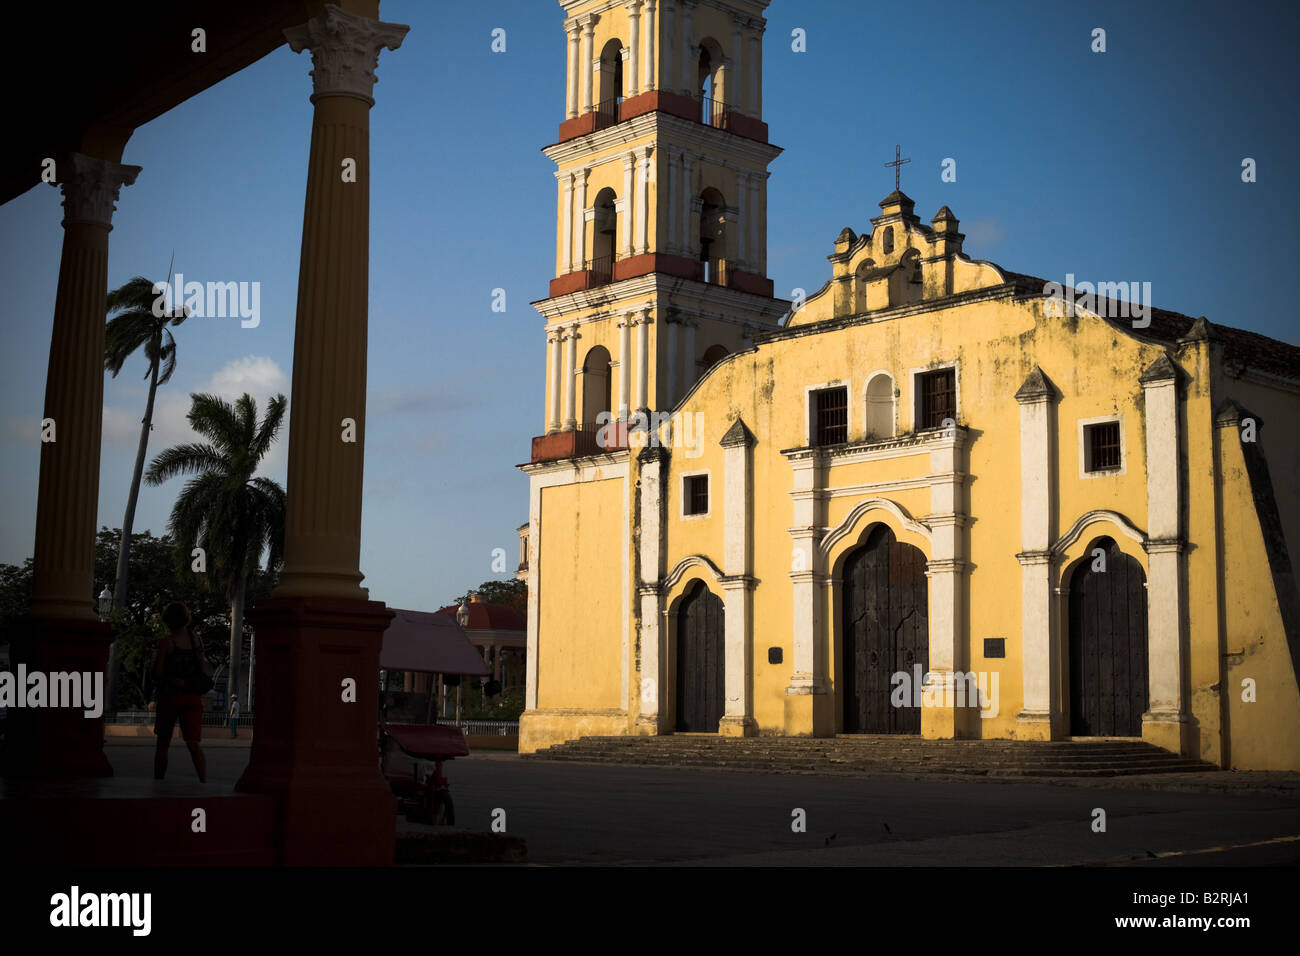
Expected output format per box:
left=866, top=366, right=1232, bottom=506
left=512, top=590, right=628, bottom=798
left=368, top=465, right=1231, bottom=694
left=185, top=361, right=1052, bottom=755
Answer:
left=59, top=152, right=141, bottom=229
left=284, top=4, right=410, bottom=106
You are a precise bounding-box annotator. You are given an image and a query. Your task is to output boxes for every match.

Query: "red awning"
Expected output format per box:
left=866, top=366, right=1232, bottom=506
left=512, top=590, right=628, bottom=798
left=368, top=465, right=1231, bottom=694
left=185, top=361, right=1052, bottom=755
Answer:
left=380, top=608, right=490, bottom=676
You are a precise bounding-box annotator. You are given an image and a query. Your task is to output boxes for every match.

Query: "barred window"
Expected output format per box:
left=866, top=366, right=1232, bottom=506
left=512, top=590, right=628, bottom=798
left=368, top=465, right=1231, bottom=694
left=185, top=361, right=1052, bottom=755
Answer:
left=918, top=368, right=956, bottom=430
left=684, top=474, right=709, bottom=516
left=1085, top=421, right=1122, bottom=472
left=813, top=387, right=848, bottom=446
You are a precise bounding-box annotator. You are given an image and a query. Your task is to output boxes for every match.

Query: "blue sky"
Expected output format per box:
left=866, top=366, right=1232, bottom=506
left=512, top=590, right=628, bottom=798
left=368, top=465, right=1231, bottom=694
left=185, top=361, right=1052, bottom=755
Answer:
left=0, top=0, right=1296, bottom=611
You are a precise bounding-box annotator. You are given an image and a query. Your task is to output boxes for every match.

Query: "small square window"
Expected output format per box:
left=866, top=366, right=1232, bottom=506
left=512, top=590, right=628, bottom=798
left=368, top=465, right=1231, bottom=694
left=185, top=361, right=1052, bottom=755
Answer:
left=1084, top=421, right=1122, bottom=472
left=812, top=386, right=848, bottom=446
left=917, top=368, right=956, bottom=429
left=684, top=474, right=709, bottom=516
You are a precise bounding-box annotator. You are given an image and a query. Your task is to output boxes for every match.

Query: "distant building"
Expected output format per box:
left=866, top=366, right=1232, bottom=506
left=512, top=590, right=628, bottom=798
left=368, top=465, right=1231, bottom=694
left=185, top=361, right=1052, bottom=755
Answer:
left=436, top=594, right=527, bottom=699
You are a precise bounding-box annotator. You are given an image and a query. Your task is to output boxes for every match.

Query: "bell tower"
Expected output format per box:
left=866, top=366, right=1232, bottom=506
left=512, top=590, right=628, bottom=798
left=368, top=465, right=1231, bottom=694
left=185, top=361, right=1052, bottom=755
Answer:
left=530, top=0, right=786, bottom=461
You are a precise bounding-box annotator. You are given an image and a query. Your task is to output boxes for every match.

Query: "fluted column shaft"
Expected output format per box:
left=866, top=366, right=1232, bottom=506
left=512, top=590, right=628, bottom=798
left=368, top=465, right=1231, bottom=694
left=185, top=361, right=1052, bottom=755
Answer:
left=30, top=154, right=140, bottom=620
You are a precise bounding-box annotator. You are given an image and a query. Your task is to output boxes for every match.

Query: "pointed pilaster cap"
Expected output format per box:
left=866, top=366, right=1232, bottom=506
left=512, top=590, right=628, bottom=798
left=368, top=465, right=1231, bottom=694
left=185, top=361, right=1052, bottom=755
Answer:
left=1139, top=352, right=1182, bottom=385
left=1177, top=315, right=1218, bottom=344
left=932, top=205, right=957, bottom=223
left=637, top=444, right=669, bottom=464
left=1214, top=398, right=1262, bottom=429
left=720, top=417, right=756, bottom=448
left=1014, top=366, right=1058, bottom=403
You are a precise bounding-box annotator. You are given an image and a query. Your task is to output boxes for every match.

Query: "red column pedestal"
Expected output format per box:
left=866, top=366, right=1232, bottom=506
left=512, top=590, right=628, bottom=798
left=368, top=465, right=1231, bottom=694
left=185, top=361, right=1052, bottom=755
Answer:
left=3, top=616, right=113, bottom=778
left=235, top=596, right=396, bottom=865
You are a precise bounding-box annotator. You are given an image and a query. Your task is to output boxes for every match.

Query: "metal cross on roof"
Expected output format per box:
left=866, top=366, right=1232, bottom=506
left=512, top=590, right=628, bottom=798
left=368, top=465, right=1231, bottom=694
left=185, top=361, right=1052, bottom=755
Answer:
left=884, top=144, right=911, bottom=192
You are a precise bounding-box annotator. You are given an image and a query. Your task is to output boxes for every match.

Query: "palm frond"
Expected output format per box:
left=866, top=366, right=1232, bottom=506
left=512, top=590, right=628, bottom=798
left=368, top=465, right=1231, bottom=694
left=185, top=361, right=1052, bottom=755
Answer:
left=145, top=441, right=227, bottom=485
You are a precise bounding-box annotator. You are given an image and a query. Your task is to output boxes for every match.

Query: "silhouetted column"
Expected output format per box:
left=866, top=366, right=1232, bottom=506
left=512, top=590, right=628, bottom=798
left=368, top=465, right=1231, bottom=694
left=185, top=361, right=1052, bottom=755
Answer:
left=235, top=4, right=407, bottom=867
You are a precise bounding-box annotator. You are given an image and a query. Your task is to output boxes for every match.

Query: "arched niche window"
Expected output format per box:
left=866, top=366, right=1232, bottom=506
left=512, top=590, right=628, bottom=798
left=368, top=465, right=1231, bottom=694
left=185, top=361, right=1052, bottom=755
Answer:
left=597, top=39, right=624, bottom=124
left=697, top=37, right=726, bottom=125
left=854, top=258, right=876, bottom=314
left=591, top=187, right=617, bottom=276
left=581, top=345, right=613, bottom=426
left=700, top=344, right=729, bottom=376
left=865, top=372, right=896, bottom=440
left=901, top=247, right=921, bottom=285
left=881, top=226, right=895, bottom=256
left=698, top=187, right=727, bottom=284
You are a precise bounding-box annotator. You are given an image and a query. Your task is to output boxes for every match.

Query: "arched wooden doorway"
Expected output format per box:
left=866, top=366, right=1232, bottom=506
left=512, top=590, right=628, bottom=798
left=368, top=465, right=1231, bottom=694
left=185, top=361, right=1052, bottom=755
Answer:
left=675, top=580, right=724, bottom=732
left=841, top=524, right=929, bottom=733
left=1068, top=537, right=1148, bottom=737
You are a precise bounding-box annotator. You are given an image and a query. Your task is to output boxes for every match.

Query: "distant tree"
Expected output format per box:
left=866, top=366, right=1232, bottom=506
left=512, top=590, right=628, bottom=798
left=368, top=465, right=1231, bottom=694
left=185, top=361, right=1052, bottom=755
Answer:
left=145, top=392, right=287, bottom=704
left=452, top=577, right=526, bottom=616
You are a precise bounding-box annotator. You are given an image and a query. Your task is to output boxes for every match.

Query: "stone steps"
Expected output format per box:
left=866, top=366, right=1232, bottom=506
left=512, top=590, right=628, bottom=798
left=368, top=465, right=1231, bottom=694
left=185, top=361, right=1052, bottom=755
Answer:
left=525, top=735, right=1218, bottom=778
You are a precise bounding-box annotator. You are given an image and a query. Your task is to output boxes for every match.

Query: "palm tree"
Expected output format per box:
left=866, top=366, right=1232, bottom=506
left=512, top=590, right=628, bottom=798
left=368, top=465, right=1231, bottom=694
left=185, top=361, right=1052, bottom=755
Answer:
left=105, top=274, right=189, bottom=609
left=103, top=270, right=187, bottom=709
left=145, top=392, right=287, bottom=705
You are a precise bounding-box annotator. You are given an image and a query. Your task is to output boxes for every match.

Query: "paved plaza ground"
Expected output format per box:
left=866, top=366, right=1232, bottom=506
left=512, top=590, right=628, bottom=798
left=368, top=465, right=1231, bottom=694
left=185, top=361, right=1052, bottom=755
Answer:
left=112, top=743, right=1300, bottom=866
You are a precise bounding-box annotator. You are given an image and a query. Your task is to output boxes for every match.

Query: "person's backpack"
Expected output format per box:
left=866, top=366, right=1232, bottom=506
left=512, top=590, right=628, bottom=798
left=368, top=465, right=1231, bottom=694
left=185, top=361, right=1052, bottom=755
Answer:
left=186, top=628, right=215, bottom=695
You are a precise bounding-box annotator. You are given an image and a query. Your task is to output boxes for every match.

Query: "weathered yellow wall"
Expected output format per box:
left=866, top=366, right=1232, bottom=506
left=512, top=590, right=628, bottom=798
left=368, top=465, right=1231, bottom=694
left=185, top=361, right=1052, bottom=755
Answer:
left=536, top=479, right=625, bottom=710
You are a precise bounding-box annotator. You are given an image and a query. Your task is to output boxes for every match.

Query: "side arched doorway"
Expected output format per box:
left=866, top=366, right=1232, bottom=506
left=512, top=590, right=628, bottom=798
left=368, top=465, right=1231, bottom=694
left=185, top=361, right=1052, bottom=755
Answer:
left=841, top=524, right=929, bottom=733
left=1068, top=537, right=1148, bottom=737
left=675, top=580, right=724, bottom=732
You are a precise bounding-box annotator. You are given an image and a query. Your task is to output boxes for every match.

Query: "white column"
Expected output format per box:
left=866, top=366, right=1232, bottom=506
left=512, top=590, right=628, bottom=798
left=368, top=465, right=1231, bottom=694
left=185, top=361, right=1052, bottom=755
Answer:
left=734, top=171, right=748, bottom=269
left=562, top=324, right=579, bottom=429
left=662, top=1, right=674, bottom=98
left=621, top=153, right=635, bottom=258
left=572, top=168, right=588, bottom=270
left=682, top=319, right=696, bottom=391
left=644, top=0, right=657, bottom=92
left=748, top=24, right=760, bottom=117
left=548, top=328, right=563, bottom=432
left=635, top=146, right=654, bottom=255
left=720, top=417, right=756, bottom=735
left=747, top=173, right=761, bottom=273
left=680, top=3, right=694, bottom=94
left=580, top=15, right=597, bottom=112
left=559, top=172, right=573, bottom=274
left=666, top=318, right=679, bottom=406
left=566, top=22, right=580, bottom=118
left=731, top=19, right=745, bottom=114
left=1141, top=355, right=1187, bottom=752
left=921, top=428, right=968, bottom=739
left=1014, top=368, right=1058, bottom=738
left=681, top=153, right=695, bottom=257
left=636, top=448, right=668, bottom=733
left=525, top=475, right=542, bottom=710
left=667, top=150, right=680, bottom=255
left=635, top=308, right=651, bottom=411
left=787, top=451, right=826, bottom=704
left=617, top=316, right=632, bottom=418
left=627, top=1, right=641, bottom=96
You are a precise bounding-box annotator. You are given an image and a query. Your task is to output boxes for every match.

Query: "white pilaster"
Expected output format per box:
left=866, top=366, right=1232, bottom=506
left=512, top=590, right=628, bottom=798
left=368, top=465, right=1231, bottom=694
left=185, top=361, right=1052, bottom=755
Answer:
left=681, top=153, right=695, bottom=257
left=731, top=19, right=745, bottom=114
left=1014, top=368, right=1058, bottom=737
left=579, top=15, right=597, bottom=112
left=787, top=450, right=826, bottom=698
left=682, top=319, right=697, bottom=392
left=547, top=328, right=563, bottom=433
left=680, top=3, right=694, bottom=94
left=922, top=427, right=969, bottom=738
left=665, top=318, right=679, bottom=406
left=617, top=316, right=632, bottom=419
left=661, top=1, right=674, bottom=97
left=627, top=1, right=642, bottom=96
left=1140, top=355, right=1187, bottom=751
left=572, top=167, right=588, bottom=269
left=747, top=173, right=760, bottom=272
left=720, top=418, right=756, bottom=735
left=644, top=0, right=657, bottom=91
left=565, top=21, right=580, bottom=118
left=621, top=152, right=635, bottom=258
left=559, top=172, right=573, bottom=274
left=734, top=170, right=748, bottom=269
left=635, top=308, right=652, bottom=411
left=636, top=447, right=668, bottom=732
left=635, top=146, right=654, bottom=255
left=562, top=324, right=580, bottom=429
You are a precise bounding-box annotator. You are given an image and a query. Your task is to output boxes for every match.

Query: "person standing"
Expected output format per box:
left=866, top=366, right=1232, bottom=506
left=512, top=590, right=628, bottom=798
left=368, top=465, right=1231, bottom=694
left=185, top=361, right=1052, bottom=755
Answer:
left=153, top=602, right=207, bottom=782
left=228, top=694, right=240, bottom=738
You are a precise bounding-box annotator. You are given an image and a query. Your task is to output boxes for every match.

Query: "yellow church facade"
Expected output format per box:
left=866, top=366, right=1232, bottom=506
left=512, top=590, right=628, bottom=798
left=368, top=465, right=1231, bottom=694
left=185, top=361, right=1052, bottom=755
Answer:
left=519, top=0, right=1300, bottom=771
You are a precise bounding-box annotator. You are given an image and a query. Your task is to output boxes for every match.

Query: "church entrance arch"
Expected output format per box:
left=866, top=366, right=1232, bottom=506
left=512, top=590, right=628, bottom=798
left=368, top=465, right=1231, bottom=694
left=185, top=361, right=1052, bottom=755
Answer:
left=675, top=579, right=724, bottom=732
left=841, top=524, right=928, bottom=734
left=1068, top=537, right=1148, bottom=737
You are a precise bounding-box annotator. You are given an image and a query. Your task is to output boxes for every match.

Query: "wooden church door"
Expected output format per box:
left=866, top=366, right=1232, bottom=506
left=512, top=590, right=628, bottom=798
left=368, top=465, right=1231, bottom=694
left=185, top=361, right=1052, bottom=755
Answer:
left=675, top=580, right=725, bottom=732
left=1068, top=538, right=1149, bottom=737
left=842, top=524, right=929, bottom=734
